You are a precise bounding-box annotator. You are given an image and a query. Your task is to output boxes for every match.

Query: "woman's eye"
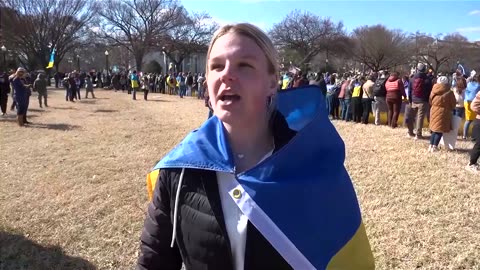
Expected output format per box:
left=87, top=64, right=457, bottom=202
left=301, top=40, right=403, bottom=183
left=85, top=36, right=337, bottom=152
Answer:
left=210, top=64, right=224, bottom=71
left=239, top=62, right=254, bottom=69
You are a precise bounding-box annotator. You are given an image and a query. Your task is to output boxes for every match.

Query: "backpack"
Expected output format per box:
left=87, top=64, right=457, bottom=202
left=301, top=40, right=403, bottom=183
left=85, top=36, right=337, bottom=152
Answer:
left=412, top=75, right=426, bottom=99
left=373, top=78, right=387, bottom=97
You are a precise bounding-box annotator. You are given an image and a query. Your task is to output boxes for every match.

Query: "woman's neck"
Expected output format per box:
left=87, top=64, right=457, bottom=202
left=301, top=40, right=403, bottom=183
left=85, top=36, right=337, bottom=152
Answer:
left=224, top=120, right=274, bottom=173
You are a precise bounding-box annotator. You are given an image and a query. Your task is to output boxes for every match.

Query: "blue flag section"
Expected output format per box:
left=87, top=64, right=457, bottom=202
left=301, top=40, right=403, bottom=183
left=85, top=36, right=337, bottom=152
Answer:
left=46, top=48, right=56, bottom=69
left=154, top=85, right=374, bottom=269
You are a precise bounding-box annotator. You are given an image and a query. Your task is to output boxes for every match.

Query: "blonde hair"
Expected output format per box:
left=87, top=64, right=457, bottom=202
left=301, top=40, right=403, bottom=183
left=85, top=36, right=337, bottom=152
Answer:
left=206, top=23, right=279, bottom=80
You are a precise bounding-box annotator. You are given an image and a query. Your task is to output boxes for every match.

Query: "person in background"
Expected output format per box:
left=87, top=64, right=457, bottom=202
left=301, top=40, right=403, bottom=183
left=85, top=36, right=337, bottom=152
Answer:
left=197, top=73, right=205, bottom=99
left=463, top=74, right=480, bottom=140
left=385, top=72, right=406, bottom=128
left=10, top=68, right=31, bottom=126
left=325, top=74, right=339, bottom=119
left=292, top=71, right=308, bottom=88
left=338, top=75, right=349, bottom=120
left=466, top=91, right=480, bottom=173
left=407, top=63, right=433, bottom=139
left=343, top=77, right=354, bottom=121
left=361, top=75, right=375, bottom=124
left=427, top=76, right=456, bottom=152
left=351, top=76, right=364, bottom=123
left=131, top=70, right=140, bottom=100
left=0, top=71, right=10, bottom=115
left=372, top=71, right=387, bottom=125
left=33, top=73, right=48, bottom=108
left=85, top=75, right=95, bottom=98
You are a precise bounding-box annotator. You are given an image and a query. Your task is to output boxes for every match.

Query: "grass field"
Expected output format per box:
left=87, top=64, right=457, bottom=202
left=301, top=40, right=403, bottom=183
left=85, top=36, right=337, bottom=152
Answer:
left=1, top=88, right=479, bottom=270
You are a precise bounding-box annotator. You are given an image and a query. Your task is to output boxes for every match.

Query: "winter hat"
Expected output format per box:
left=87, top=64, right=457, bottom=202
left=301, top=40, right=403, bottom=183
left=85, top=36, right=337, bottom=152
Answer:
left=417, top=63, right=426, bottom=72
left=437, top=76, right=449, bottom=85
left=16, top=67, right=26, bottom=73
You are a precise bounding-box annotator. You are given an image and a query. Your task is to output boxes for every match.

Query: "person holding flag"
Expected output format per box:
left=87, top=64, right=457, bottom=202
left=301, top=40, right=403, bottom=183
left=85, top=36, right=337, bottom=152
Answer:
left=137, top=23, right=374, bottom=270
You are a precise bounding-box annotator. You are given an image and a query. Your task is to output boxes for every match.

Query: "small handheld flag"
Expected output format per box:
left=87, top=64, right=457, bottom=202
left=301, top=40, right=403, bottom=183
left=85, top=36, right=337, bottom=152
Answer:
left=46, top=48, right=56, bottom=69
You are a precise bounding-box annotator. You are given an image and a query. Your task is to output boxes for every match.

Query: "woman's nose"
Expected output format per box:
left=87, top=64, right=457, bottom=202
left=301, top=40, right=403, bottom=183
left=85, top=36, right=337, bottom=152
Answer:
left=220, top=63, right=237, bottom=83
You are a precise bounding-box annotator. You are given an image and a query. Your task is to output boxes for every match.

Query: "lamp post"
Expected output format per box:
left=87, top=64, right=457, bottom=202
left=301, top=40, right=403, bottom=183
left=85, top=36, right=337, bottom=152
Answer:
left=76, top=54, right=80, bottom=71
left=1, top=46, right=6, bottom=71
left=325, top=58, right=329, bottom=73
left=162, top=46, right=167, bottom=73
left=105, top=50, right=109, bottom=75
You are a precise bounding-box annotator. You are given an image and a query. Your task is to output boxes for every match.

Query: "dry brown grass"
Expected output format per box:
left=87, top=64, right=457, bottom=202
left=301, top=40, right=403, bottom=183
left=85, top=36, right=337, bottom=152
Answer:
left=1, top=88, right=479, bottom=270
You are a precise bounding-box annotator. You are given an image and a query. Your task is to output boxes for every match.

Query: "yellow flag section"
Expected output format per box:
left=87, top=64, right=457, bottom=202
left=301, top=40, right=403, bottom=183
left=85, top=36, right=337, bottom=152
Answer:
left=146, top=169, right=160, bottom=201
left=326, top=222, right=375, bottom=269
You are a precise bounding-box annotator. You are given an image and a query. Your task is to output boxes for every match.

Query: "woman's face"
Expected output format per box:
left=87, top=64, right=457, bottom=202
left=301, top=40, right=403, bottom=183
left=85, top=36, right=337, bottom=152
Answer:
left=207, top=32, right=276, bottom=127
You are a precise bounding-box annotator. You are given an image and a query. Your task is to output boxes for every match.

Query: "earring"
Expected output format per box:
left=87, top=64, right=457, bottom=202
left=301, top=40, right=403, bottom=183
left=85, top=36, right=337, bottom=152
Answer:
left=266, top=95, right=273, bottom=108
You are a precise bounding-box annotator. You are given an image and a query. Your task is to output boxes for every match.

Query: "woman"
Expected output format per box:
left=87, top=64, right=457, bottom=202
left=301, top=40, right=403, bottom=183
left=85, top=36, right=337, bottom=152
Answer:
left=385, top=72, right=406, bottom=128
left=10, top=68, right=30, bottom=126
left=137, top=23, right=374, bottom=270
left=428, top=76, right=457, bottom=152
left=466, top=91, right=480, bottom=173
left=361, top=75, right=375, bottom=124
left=463, top=74, right=480, bottom=139
left=351, top=76, right=364, bottom=123
left=325, top=74, right=339, bottom=119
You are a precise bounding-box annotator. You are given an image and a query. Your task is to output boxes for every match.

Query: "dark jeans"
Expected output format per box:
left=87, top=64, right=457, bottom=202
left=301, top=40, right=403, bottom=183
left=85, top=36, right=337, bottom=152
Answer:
left=351, top=97, right=362, bottom=123
left=0, top=90, right=8, bottom=113
left=470, top=120, right=480, bottom=165
left=133, top=87, right=138, bottom=100
left=387, top=98, right=402, bottom=128
left=361, top=98, right=372, bottom=124
left=464, top=120, right=474, bottom=138
left=430, top=132, right=443, bottom=146
left=144, top=89, right=149, bottom=100
left=454, top=107, right=465, bottom=118
left=342, top=99, right=352, bottom=121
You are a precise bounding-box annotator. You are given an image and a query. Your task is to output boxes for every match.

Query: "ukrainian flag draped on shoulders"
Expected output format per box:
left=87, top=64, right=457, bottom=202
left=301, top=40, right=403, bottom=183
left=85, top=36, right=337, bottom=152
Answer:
left=148, top=85, right=375, bottom=269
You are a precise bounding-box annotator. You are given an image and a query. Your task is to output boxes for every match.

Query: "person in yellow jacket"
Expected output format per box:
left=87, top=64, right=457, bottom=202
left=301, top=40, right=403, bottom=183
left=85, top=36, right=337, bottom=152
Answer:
left=166, top=73, right=176, bottom=95
left=130, top=70, right=140, bottom=100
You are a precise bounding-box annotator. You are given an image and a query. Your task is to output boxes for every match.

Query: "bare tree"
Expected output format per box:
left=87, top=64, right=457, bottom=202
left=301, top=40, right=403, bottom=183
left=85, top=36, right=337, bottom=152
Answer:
left=159, top=11, right=218, bottom=72
left=3, top=0, right=96, bottom=71
left=97, top=0, right=183, bottom=72
left=351, top=24, right=410, bottom=72
left=269, top=10, right=348, bottom=70
left=414, top=32, right=480, bottom=74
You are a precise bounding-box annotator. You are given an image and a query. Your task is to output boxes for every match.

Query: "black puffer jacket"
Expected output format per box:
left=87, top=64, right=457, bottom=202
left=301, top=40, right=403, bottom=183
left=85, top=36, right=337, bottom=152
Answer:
left=137, top=113, right=296, bottom=270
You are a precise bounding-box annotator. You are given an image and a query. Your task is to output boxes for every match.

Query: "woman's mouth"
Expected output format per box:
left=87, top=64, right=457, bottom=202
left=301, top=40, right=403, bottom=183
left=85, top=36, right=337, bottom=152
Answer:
left=219, top=94, right=241, bottom=105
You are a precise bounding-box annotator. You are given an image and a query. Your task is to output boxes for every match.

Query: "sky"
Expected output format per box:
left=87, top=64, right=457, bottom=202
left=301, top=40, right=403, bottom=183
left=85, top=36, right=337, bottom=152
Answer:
left=181, top=0, right=480, bottom=41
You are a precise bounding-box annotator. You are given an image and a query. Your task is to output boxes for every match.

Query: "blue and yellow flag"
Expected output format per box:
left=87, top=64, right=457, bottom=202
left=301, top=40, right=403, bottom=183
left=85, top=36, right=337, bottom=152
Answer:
left=153, top=85, right=375, bottom=269
left=46, top=48, right=55, bottom=69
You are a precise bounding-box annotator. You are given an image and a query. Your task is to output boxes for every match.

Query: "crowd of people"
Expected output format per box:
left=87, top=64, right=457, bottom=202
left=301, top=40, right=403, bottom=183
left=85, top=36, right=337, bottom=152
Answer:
left=1, top=60, right=479, bottom=173
left=278, top=63, right=480, bottom=173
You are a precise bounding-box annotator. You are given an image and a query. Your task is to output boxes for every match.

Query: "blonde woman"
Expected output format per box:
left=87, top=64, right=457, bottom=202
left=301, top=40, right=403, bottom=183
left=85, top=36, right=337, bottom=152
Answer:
left=137, top=23, right=374, bottom=270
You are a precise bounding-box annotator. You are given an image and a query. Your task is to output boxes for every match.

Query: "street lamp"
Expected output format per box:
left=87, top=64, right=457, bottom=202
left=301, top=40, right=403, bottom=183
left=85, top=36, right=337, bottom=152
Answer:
left=162, top=46, right=167, bottom=73
left=105, top=50, right=109, bottom=75
left=76, top=54, right=80, bottom=71
left=1, top=45, right=6, bottom=71
left=325, top=58, right=329, bottom=73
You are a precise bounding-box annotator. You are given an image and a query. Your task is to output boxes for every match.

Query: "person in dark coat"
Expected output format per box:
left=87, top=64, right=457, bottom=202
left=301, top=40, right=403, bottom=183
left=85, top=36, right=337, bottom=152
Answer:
left=10, top=68, right=31, bottom=126
left=0, top=71, right=11, bottom=115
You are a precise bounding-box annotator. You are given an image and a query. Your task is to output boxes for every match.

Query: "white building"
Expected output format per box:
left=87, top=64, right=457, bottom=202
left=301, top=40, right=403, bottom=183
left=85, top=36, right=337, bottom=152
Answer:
left=143, top=50, right=207, bottom=74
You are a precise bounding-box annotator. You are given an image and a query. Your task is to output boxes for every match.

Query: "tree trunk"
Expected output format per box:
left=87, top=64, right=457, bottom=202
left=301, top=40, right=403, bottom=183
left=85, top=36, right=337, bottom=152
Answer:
left=134, top=52, right=144, bottom=72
